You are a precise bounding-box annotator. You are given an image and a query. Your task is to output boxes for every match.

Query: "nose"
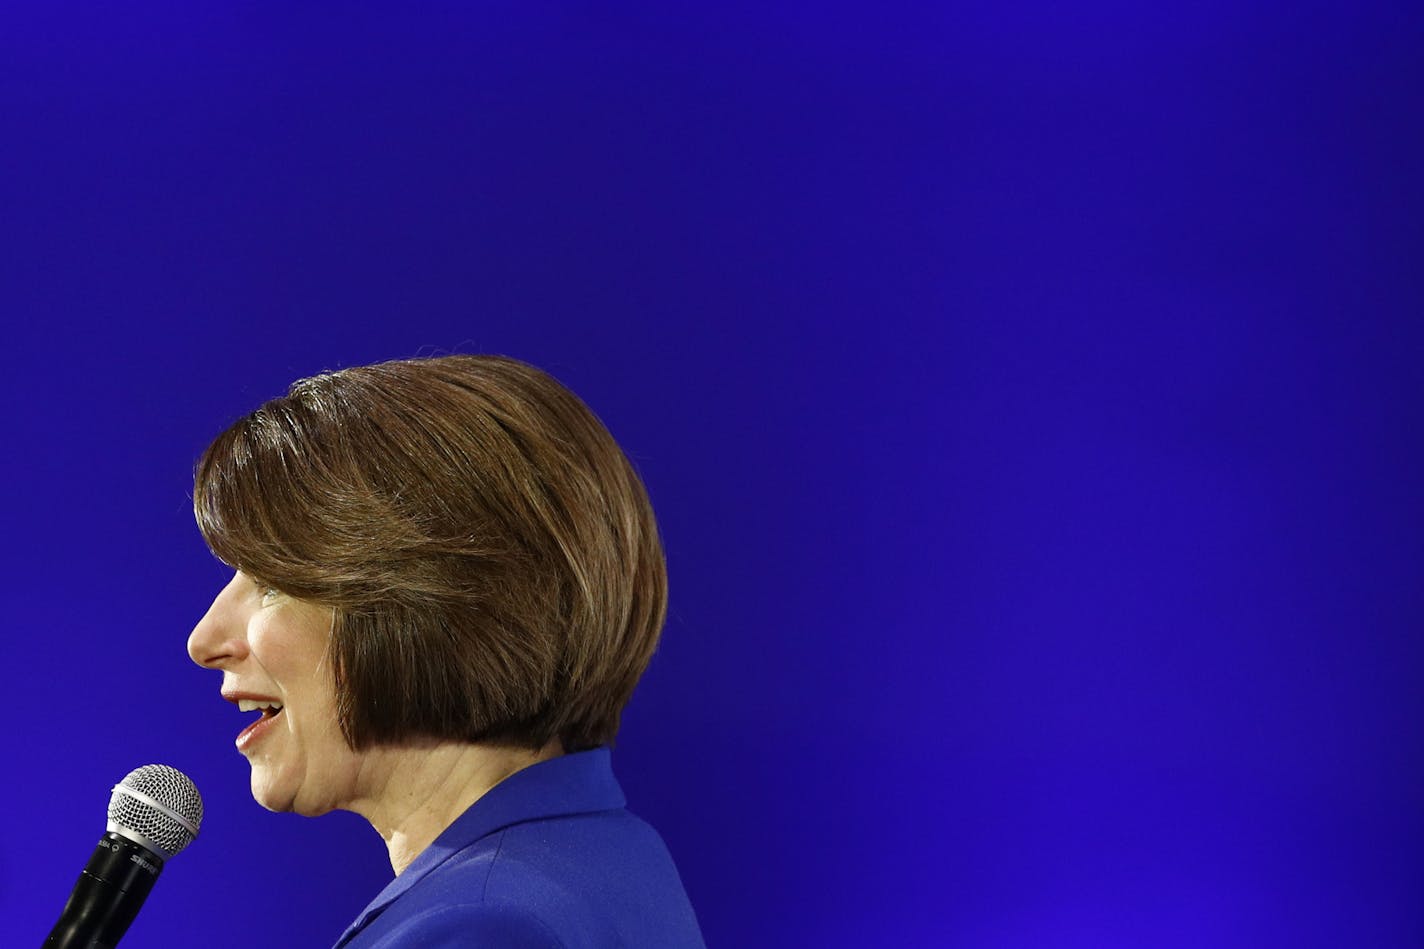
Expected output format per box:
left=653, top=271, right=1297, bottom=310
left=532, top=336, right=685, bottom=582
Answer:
left=188, top=572, right=250, bottom=669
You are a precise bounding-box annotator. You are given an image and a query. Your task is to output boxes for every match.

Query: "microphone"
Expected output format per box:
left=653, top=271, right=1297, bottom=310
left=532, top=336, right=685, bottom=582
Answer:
left=45, top=765, right=204, bottom=948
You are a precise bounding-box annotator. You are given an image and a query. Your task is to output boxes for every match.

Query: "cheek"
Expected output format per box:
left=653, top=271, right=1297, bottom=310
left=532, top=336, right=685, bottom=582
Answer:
left=246, top=616, right=290, bottom=671
left=287, top=668, right=346, bottom=747
left=249, top=612, right=330, bottom=681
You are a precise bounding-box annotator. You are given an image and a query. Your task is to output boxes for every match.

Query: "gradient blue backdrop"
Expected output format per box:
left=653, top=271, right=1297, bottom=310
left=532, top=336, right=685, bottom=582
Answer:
left=3, top=3, right=1420, bottom=947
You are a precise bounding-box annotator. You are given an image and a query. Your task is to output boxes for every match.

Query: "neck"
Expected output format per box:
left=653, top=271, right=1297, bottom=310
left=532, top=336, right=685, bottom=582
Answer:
left=348, top=738, right=564, bottom=875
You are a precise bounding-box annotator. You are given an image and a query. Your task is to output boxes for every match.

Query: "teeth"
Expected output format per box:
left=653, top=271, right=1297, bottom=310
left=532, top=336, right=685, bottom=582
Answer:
left=237, top=699, right=283, bottom=713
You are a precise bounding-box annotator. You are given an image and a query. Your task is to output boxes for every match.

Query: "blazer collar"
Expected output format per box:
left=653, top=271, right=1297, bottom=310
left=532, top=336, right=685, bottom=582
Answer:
left=333, top=748, right=625, bottom=947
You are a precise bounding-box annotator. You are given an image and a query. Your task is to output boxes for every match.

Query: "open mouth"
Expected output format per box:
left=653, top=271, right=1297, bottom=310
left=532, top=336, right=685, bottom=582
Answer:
left=235, top=700, right=284, bottom=749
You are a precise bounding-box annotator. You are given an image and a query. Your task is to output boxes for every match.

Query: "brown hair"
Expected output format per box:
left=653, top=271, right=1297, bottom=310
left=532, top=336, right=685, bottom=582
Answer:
left=193, top=354, right=667, bottom=752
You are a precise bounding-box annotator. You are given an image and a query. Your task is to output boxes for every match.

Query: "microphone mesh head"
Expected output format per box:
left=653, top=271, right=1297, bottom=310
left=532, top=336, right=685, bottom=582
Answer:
left=108, top=764, right=204, bottom=859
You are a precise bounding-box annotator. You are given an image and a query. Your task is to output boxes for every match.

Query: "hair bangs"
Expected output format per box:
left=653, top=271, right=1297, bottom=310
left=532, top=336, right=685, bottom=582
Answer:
left=194, top=405, right=324, bottom=599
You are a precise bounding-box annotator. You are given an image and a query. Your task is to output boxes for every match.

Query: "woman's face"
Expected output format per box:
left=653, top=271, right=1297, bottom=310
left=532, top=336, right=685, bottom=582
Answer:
left=188, top=572, right=369, bottom=816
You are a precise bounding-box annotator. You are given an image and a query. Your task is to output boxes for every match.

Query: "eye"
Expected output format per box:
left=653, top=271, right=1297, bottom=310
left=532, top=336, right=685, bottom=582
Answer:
left=246, top=575, right=281, bottom=604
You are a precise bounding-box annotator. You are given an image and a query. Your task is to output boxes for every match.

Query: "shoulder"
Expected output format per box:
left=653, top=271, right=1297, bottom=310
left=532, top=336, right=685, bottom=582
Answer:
left=353, top=823, right=623, bottom=948
left=348, top=816, right=703, bottom=948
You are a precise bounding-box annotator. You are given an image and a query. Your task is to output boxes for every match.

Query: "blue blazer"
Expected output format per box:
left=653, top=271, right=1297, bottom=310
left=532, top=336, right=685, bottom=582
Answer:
left=334, top=749, right=705, bottom=948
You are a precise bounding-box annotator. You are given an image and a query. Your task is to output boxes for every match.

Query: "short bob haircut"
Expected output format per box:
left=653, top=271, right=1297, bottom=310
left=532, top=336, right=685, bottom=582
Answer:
left=193, top=354, right=667, bottom=752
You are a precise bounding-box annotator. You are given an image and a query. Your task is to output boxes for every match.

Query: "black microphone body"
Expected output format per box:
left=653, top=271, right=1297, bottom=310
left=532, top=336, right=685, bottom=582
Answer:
left=45, top=831, right=164, bottom=948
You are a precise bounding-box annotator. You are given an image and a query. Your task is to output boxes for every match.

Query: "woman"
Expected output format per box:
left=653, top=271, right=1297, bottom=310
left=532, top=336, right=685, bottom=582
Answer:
left=186, top=355, right=704, bottom=947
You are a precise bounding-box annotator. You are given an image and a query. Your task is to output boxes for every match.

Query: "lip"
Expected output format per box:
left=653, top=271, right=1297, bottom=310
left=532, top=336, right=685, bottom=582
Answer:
left=235, top=708, right=282, bottom=752
left=222, top=690, right=284, bottom=753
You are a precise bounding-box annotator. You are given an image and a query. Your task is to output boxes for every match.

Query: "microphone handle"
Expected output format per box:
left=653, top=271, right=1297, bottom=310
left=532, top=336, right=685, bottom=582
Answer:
left=44, top=832, right=163, bottom=949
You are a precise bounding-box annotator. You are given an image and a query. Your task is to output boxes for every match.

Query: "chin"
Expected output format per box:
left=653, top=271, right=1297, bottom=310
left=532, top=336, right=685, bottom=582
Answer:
left=248, top=764, right=303, bottom=814
left=249, top=776, right=294, bottom=814
left=250, top=773, right=341, bottom=818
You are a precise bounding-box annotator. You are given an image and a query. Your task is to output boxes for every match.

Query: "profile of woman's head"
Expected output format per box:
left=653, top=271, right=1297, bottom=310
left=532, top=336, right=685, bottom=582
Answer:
left=192, top=354, right=667, bottom=753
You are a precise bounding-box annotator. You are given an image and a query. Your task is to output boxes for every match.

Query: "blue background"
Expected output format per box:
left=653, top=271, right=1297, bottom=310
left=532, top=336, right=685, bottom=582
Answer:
left=3, top=3, right=1421, bottom=946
